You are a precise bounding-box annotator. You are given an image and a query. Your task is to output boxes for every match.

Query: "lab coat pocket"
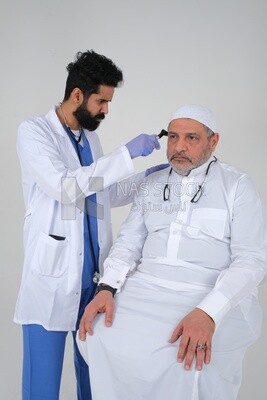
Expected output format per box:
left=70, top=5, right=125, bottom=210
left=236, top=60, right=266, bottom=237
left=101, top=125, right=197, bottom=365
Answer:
left=189, top=208, right=227, bottom=240
left=31, top=232, right=69, bottom=277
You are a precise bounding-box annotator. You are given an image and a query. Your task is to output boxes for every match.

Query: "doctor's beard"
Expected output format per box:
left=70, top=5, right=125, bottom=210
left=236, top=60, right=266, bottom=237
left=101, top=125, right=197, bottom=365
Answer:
left=74, top=104, right=105, bottom=131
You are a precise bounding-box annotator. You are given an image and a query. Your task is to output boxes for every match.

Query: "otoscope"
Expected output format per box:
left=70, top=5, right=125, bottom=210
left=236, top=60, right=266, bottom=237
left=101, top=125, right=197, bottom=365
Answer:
left=157, top=129, right=168, bottom=139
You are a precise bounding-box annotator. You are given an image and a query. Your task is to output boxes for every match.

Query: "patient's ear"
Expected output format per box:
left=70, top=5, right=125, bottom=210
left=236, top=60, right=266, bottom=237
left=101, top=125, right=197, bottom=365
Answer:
left=210, top=133, right=219, bottom=151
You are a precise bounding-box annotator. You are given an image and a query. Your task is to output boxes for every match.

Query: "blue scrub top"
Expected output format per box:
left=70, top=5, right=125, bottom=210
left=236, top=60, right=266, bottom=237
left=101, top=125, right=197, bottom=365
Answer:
left=65, top=127, right=99, bottom=290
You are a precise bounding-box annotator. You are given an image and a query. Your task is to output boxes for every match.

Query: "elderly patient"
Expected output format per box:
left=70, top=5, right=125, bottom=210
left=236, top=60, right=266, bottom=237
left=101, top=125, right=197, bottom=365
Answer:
left=77, top=104, right=266, bottom=400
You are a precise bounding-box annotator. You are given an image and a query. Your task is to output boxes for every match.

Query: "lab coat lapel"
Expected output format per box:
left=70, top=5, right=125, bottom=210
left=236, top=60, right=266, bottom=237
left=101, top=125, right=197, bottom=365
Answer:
left=45, top=107, right=81, bottom=167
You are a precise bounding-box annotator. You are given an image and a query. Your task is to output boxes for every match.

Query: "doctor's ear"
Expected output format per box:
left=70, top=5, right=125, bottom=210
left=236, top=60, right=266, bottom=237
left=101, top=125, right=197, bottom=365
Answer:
left=71, top=88, right=83, bottom=105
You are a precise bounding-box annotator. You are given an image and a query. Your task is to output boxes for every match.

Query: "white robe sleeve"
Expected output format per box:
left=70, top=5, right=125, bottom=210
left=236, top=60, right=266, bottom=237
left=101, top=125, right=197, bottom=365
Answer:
left=197, top=176, right=267, bottom=324
left=98, top=196, right=148, bottom=290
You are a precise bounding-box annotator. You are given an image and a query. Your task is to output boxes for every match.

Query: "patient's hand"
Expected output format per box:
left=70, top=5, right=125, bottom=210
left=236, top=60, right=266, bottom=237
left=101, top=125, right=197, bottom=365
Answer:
left=79, top=291, right=115, bottom=340
left=168, top=308, right=215, bottom=371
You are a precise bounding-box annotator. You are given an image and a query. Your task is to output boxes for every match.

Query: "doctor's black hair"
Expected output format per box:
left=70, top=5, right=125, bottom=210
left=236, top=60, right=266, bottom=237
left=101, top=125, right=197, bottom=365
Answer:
left=63, top=50, right=123, bottom=101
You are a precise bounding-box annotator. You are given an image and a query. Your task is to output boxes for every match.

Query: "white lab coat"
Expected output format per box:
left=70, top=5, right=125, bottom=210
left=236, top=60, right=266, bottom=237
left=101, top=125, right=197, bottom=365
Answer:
left=77, top=157, right=267, bottom=399
left=14, top=107, right=144, bottom=331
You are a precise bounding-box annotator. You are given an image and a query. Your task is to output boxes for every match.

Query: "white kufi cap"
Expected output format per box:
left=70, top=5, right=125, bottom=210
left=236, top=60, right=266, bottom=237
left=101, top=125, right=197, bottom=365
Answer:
left=170, top=104, right=217, bottom=132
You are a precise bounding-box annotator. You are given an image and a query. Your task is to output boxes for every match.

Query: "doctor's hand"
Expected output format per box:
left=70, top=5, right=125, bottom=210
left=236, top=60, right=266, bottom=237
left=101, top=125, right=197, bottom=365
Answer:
left=78, top=291, right=115, bottom=340
left=168, top=308, right=215, bottom=371
left=125, top=134, right=160, bottom=159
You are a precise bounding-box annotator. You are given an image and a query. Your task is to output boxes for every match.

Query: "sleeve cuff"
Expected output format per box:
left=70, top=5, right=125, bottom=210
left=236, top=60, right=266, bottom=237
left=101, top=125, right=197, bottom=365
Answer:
left=98, top=264, right=130, bottom=291
left=197, top=290, right=231, bottom=325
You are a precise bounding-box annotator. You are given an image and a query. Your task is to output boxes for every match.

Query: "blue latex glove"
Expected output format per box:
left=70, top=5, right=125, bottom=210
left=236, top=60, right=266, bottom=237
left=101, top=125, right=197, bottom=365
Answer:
left=125, top=134, right=160, bottom=159
left=145, top=163, right=170, bottom=176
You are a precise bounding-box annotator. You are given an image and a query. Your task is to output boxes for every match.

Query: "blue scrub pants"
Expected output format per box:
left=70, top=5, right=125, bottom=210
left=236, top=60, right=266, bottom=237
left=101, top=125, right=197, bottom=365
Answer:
left=22, top=288, right=94, bottom=400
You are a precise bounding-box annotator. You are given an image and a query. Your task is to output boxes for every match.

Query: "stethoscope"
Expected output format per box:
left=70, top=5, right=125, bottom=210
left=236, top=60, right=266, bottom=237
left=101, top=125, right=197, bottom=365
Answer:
left=163, top=156, right=217, bottom=203
left=66, top=127, right=83, bottom=164
left=58, top=102, right=84, bottom=160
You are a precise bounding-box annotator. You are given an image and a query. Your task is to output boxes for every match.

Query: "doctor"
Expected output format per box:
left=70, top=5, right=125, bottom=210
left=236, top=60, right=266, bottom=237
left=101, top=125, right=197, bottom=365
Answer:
left=14, top=50, right=161, bottom=400
left=78, top=104, right=267, bottom=400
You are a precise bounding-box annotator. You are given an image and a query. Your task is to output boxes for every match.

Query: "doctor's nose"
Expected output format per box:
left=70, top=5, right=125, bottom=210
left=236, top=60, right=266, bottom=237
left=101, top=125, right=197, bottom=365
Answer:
left=101, top=103, right=109, bottom=115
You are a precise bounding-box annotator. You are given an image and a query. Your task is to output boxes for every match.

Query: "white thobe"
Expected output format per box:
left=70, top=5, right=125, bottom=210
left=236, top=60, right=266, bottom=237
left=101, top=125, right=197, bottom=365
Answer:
left=77, top=156, right=267, bottom=399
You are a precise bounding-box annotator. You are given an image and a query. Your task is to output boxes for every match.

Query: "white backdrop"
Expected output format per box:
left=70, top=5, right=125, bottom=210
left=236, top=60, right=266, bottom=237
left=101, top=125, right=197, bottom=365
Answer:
left=1, top=1, right=266, bottom=399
